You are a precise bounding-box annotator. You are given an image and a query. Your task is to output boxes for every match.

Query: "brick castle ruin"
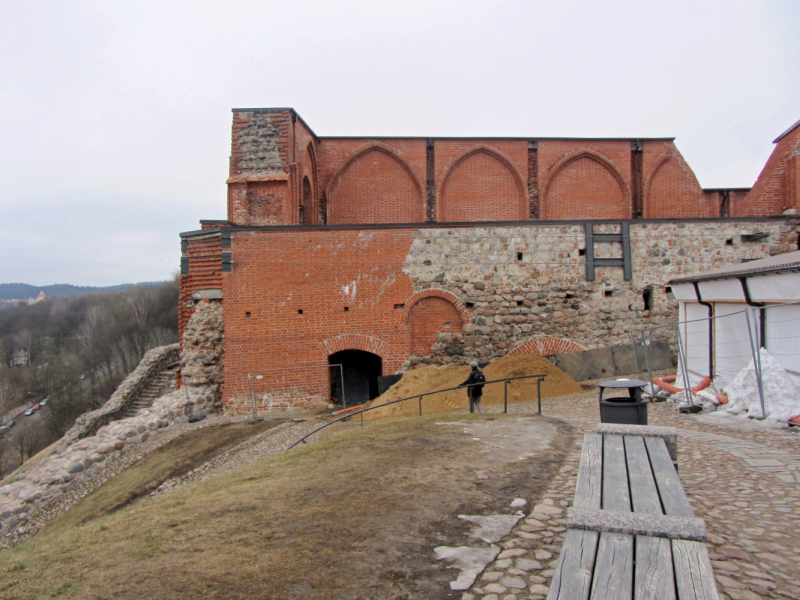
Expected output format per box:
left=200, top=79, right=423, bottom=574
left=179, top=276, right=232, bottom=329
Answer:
left=178, top=109, right=800, bottom=414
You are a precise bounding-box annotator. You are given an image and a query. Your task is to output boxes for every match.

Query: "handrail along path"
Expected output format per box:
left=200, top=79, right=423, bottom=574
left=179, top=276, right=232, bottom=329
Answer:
left=287, top=373, right=548, bottom=450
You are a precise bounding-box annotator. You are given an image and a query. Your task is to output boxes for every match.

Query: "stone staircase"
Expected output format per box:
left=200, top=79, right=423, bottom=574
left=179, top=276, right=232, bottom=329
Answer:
left=123, top=366, right=179, bottom=418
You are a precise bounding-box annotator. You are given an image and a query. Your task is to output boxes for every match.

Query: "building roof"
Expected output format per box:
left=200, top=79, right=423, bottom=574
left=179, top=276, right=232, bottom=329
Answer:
left=773, top=118, right=800, bottom=143
left=668, top=250, right=800, bottom=284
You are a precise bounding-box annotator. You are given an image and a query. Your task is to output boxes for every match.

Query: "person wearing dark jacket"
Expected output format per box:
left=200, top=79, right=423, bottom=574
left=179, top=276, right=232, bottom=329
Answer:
left=460, top=361, right=486, bottom=413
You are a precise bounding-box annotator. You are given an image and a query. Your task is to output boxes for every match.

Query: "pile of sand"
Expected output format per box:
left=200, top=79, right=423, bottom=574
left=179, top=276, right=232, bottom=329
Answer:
left=365, top=354, right=582, bottom=420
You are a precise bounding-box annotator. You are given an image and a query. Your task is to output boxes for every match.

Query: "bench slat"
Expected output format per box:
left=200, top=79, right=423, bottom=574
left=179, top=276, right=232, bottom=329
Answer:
left=635, top=536, right=677, bottom=600
left=625, top=436, right=662, bottom=515
left=575, top=434, right=603, bottom=509
left=602, top=435, right=630, bottom=512
left=589, top=532, right=633, bottom=600
left=547, top=529, right=599, bottom=600
left=645, top=437, right=694, bottom=518
left=672, top=540, right=720, bottom=600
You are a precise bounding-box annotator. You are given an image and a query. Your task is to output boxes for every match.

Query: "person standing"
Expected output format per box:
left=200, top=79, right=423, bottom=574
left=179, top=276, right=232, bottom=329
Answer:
left=460, top=361, right=486, bottom=413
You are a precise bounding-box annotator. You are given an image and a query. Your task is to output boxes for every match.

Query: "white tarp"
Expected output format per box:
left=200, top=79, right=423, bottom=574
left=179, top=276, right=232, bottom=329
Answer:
left=725, top=348, right=800, bottom=420
left=748, top=272, right=800, bottom=302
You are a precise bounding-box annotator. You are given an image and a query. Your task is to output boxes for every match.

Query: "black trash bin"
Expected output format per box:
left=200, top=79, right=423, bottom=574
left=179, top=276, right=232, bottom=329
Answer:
left=599, top=378, right=649, bottom=425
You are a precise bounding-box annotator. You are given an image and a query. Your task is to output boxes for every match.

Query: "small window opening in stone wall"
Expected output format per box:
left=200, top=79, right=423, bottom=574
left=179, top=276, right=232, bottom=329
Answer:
left=394, top=303, right=405, bottom=309
left=642, top=286, right=653, bottom=311
left=298, top=309, right=304, bottom=314
left=604, top=290, right=613, bottom=298
left=344, top=307, right=349, bottom=312
left=466, top=301, right=475, bottom=308
left=725, top=239, right=733, bottom=246
left=517, top=252, right=523, bottom=261
left=246, top=312, right=251, bottom=318
left=665, top=286, right=672, bottom=295
left=579, top=248, right=586, bottom=256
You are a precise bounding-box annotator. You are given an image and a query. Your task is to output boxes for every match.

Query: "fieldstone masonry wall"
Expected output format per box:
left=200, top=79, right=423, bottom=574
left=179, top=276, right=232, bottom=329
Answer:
left=402, top=220, right=798, bottom=368
left=180, top=299, right=224, bottom=407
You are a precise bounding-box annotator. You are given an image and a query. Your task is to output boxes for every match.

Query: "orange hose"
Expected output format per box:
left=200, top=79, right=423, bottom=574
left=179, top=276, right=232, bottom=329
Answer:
left=652, top=375, right=712, bottom=394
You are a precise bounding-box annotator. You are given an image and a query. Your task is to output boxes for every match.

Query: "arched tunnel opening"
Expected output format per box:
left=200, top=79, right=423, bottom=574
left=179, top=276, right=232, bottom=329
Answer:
left=328, top=350, right=383, bottom=406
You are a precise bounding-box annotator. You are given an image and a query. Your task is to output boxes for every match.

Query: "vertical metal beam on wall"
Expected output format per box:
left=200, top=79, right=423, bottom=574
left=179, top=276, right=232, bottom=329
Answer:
left=426, top=139, right=435, bottom=222
left=585, top=223, right=595, bottom=281
left=621, top=222, right=632, bottom=281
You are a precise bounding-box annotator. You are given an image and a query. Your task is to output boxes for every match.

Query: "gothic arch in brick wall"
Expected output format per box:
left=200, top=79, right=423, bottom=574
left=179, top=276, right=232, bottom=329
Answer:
left=541, top=150, right=631, bottom=219
left=437, top=147, right=528, bottom=222
left=325, top=144, right=425, bottom=224
left=510, top=337, right=586, bottom=356
left=319, top=333, right=392, bottom=358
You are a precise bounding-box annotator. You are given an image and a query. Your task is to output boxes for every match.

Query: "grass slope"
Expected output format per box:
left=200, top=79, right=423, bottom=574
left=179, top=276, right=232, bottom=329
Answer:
left=0, top=413, right=570, bottom=600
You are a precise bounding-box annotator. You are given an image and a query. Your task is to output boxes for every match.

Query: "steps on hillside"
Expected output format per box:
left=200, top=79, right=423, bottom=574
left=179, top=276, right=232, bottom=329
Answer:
left=123, top=367, right=178, bottom=418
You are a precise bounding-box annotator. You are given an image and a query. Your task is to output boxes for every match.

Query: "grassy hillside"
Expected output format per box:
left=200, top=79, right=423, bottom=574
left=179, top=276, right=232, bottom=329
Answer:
left=0, top=413, right=570, bottom=599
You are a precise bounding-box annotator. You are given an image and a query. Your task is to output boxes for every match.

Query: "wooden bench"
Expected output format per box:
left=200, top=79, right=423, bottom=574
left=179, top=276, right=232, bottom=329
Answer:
left=547, top=424, right=719, bottom=600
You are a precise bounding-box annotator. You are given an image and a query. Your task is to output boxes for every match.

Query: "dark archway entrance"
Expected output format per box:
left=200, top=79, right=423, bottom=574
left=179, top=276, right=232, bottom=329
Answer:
left=329, top=350, right=382, bottom=406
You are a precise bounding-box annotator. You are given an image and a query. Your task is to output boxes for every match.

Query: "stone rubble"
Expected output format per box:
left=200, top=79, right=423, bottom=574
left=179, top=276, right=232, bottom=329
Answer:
left=0, top=300, right=225, bottom=541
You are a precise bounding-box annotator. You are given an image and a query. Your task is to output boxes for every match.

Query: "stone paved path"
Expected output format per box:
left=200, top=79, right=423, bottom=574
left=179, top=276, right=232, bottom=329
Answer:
left=458, top=391, right=800, bottom=600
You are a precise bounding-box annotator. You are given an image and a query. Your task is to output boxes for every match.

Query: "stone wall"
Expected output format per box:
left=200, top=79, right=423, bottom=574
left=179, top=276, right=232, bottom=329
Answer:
left=180, top=299, right=224, bottom=409
left=59, top=344, right=179, bottom=448
left=402, top=220, right=797, bottom=367
left=213, top=216, right=797, bottom=413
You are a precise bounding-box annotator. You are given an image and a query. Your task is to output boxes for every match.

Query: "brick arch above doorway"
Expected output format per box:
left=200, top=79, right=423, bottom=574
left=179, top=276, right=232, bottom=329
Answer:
left=319, top=333, right=391, bottom=358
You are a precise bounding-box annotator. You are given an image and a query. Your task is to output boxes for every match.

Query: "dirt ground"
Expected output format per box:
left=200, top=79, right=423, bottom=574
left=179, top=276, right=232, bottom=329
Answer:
left=366, top=355, right=582, bottom=420
left=0, top=413, right=574, bottom=600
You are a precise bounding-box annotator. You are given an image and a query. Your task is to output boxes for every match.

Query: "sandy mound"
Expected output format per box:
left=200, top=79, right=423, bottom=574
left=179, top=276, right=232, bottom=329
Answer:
left=365, top=355, right=582, bottom=420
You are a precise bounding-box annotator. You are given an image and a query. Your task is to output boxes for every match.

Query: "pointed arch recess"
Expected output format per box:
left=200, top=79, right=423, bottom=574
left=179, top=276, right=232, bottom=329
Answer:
left=436, top=146, right=528, bottom=222
left=325, top=142, right=426, bottom=223
left=642, top=154, right=673, bottom=218
left=541, top=150, right=631, bottom=220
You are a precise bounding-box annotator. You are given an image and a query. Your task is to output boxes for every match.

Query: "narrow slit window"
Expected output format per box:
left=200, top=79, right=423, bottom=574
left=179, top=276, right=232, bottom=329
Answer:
left=604, top=290, right=613, bottom=298
left=344, top=307, right=349, bottom=312
left=245, top=312, right=251, bottom=318
left=517, top=252, right=523, bottom=261
left=578, top=248, right=586, bottom=256
left=642, top=287, right=653, bottom=311
left=394, top=303, right=405, bottom=309
left=298, top=309, right=304, bottom=315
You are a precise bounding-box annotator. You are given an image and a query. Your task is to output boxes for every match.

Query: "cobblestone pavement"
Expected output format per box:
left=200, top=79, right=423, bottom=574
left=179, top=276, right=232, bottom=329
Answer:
left=459, top=390, right=800, bottom=600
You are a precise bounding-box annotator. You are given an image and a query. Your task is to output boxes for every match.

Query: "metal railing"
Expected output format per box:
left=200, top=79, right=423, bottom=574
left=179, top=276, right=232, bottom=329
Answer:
left=287, top=373, right=548, bottom=450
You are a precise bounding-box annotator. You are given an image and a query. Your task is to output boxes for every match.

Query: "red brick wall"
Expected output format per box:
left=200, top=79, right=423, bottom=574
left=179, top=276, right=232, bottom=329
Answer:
left=538, top=141, right=632, bottom=219
left=642, top=141, right=716, bottom=218
left=409, top=297, right=463, bottom=356
left=435, top=141, right=528, bottom=222
left=327, top=147, right=425, bottom=223
left=221, top=228, right=421, bottom=413
left=179, top=234, right=223, bottom=346
left=737, top=124, right=800, bottom=216
left=318, top=139, right=427, bottom=224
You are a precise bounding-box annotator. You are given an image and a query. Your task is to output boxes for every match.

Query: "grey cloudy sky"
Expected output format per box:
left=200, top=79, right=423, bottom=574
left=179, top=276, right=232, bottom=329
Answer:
left=1, top=0, right=798, bottom=286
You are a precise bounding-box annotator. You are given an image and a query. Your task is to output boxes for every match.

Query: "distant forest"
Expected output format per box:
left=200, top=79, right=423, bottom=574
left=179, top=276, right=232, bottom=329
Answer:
left=0, top=282, right=167, bottom=301
left=0, top=279, right=179, bottom=477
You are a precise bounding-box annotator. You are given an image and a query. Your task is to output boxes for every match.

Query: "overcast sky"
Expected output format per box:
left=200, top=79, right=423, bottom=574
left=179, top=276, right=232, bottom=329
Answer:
left=1, top=1, right=798, bottom=287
